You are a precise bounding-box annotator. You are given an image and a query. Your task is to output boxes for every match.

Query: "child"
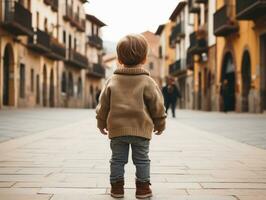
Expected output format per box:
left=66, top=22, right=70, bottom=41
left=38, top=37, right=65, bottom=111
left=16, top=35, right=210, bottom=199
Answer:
left=96, top=34, right=166, bottom=199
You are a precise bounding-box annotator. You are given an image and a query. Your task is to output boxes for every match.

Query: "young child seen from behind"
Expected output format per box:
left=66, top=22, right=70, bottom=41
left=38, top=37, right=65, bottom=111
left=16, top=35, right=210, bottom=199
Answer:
left=96, top=34, right=166, bottom=199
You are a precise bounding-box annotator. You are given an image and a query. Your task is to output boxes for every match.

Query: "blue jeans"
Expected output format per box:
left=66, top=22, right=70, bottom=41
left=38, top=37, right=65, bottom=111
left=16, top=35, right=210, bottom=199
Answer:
left=110, top=136, right=150, bottom=183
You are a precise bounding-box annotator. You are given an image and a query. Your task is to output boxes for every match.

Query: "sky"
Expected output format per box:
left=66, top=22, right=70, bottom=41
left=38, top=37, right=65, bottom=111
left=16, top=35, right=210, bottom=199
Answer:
left=84, top=0, right=180, bottom=42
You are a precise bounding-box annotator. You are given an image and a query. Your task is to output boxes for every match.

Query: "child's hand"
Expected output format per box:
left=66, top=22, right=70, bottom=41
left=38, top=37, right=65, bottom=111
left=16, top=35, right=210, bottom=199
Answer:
left=99, top=128, right=108, bottom=135
left=154, top=130, right=163, bottom=135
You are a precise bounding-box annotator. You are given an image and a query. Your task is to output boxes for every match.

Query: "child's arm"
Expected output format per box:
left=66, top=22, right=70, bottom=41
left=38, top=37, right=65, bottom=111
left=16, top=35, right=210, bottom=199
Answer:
left=144, top=80, right=167, bottom=134
left=96, top=80, right=111, bottom=135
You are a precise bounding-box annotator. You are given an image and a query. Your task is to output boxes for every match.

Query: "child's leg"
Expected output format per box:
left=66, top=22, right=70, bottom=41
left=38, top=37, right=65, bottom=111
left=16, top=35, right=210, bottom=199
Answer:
left=131, top=137, right=150, bottom=182
left=110, top=137, right=129, bottom=183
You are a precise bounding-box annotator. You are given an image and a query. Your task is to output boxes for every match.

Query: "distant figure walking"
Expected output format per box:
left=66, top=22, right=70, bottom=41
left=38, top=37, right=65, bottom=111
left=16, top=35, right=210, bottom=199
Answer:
left=220, top=79, right=234, bottom=112
left=162, top=77, right=180, bottom=118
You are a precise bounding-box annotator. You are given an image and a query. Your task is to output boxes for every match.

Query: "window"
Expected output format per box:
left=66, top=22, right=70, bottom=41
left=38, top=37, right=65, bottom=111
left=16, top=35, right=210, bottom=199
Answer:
left=69, top=35, right=72, bottom=49
left=61, top=72, right=67, bottom=93
left=44, top=18, right=48, bottom=32
left=68, top=72, right=74, bottom=96
left=91, top=23, right=94, bottom=35
left=159, top=46, right=163, bottom=59
left=19, top=64, right=26, bottom=98
left=36, top=12, right=39, bottom=29
left=74, top=38, right=77, bottom=50
left=149, top=62, right=154, bottom=70
left=63, top=31, right=66, bottom=44
left=30, top=69, right=34, bottom=92
left=77, top=77, right=82, bottom=97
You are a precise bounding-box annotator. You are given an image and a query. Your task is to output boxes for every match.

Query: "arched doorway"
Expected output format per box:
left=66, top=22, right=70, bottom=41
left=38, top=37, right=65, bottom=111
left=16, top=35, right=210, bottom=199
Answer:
left=220, top=52, right=236, bottom=112
left=2, top=44, right=15, bottom=106
left=241, top=51, right=251, bottom=112
left=43, top=65, right=47, bottom=107
left=49, top=69, right=55, bottom=107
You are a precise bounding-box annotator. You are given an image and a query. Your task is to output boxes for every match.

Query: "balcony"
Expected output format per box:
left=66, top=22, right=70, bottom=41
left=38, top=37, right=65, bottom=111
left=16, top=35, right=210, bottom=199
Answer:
left=28, top=29, right=51, bottom=53
left=195, top=0, right=208, bottom=3
left=46, top=39, right=66, bottom=60
left=88, top=35, right=103, bottom=49
left=188, top=0, right=200, bottom=13
left=73, top=13, right=85, bottom=32
left=214, top=5, right=239, bottom=36
left=51, top=0, right=58, bottom=12
left=2, top=1, right=33, bottom=36
left=63, top=5, right=73, bottom=22
left=169, top=60, right=181, bottom=76
left=188, top=31, right=208, bottom=55
left=44, top=0, right=52, bottom=5
left=87, top=63, right=106, bottom=78
left=169, top=21, right=185, bottom=47
left=236, top=0, right=266, bottom=20
left=66, top=49, right=88, bottom=69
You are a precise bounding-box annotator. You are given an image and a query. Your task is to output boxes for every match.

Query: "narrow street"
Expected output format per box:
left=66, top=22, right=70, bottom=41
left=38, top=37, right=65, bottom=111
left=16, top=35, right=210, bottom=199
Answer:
left=0, top=109, right=265, bottom=200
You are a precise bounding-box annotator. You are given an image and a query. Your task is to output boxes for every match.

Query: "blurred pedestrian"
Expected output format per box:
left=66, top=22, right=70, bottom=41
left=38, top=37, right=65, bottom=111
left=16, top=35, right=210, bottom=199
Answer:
left=162, top=77, right=181, bottom=118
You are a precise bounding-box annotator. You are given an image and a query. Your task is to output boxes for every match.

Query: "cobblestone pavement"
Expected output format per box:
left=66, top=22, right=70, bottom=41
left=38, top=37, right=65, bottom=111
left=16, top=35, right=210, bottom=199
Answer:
left=0, top=108, right=90, bottom=143
left=0, top=109, right=265, bottom=200
left=175, top=110, right=266, bottom=150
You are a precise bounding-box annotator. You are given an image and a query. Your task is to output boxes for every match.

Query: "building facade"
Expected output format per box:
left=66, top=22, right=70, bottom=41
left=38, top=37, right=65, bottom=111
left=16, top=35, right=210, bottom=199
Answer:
left=0, top=0, right=105, bottom=109
left=159, top=0, right=266, bottom=113
left=142, top=31, right=163, bottom=87
left=214, top=0, right=266, bottom=113
left=168, top=1, right=194, bottom=110
left=155, top=22, right=176, bottom=85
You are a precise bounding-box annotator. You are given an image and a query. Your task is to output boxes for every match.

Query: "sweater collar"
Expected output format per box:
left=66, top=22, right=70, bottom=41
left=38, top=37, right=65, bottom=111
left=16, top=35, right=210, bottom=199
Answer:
left=114, top=66, right=150, bottom=76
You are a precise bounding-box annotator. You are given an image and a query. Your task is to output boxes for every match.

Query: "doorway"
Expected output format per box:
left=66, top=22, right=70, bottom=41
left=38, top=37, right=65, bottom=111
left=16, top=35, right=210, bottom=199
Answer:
left=43, top=65, right=47, bottom=107
left=221, top=52, right=236, bottom=112
left=241, top=51, right=251, bottom=112
left=49, top=69, right=55, bottom=107
left=2, top=44, right=15, bottom=106
left=260, top=34, right=266, bottom=111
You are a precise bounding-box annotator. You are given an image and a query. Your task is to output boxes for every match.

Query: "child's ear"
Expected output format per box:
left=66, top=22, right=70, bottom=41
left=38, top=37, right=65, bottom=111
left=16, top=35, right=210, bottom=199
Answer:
left=118, top=59, right=123, bottom=65
left=141, top=58, right=147, bottom=64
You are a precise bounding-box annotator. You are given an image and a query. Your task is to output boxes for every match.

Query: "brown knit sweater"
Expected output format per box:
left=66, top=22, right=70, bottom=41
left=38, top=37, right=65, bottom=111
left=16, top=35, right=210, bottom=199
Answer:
left=96, top=67, right=166, bottom=139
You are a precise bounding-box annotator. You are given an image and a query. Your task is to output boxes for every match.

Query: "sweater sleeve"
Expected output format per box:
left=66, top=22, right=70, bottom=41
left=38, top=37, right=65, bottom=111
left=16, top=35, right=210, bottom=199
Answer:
left=144, top=79, right=167, bottom=132
left=95, top=80, right=111, bottom=129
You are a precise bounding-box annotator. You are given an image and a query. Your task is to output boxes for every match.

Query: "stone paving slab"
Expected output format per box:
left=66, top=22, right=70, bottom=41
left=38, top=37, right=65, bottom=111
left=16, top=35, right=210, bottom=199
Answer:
left=0, top=109, right=265, bottom=199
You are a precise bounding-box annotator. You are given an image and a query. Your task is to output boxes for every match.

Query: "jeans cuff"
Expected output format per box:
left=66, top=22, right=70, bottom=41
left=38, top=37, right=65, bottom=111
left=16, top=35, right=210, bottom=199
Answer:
left=110, top=177, right=124, bottom=184
left=136, top=177, right=150, bottom=183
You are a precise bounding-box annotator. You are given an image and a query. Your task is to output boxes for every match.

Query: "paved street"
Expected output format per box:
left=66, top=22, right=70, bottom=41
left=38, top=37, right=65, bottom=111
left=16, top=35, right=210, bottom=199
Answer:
left=0, top=109, right=266, bottom=200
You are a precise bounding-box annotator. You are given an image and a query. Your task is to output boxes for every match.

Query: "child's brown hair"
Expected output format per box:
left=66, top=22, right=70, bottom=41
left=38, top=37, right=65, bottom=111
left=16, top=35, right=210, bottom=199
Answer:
left=116, top=34, right=148, bottom=67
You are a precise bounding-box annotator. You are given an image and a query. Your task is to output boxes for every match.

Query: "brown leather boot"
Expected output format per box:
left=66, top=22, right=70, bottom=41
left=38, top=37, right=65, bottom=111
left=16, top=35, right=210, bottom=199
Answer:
left=136, top=180, right=152, bottom=199
left=110, top=180, right=124, bottom=198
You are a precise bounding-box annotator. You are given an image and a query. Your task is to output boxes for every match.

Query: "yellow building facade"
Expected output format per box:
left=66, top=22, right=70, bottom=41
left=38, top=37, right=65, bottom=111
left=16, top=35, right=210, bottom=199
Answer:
left=214, top=0, right=266, bottom=112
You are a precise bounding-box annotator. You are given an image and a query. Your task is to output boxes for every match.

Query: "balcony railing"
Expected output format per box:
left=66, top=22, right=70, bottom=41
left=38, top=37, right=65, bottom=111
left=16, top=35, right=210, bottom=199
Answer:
left=63, top=5, right=73, bottom=21
left=2, top=1, right=33, bottom=36
left=188, top=0, right=200, bottom=13
left=44, top=0, right=52, bottom=5
left=73, top=13, right=85, bottom=32
left=169, top=21, right=185, bottom=47
left=88, top=35, right=103, bottom=49
left=236, top=0, right=266, bottom=20
left=195, top=0, right=207, bottom=3
left=87, top=63, right=106, bottom=78
left=67, top=49, right=89, bottom=69
left=169, top=60, right=181, bottom=76
left=46, top=39, right=66, bottom=60
left=188, top=31, right=208, bottom=55
left=51, top=0, right=58, bottom=12
left=214, top=5, right=239, bottom=36
left=28, top=29, right=51, bottom=53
